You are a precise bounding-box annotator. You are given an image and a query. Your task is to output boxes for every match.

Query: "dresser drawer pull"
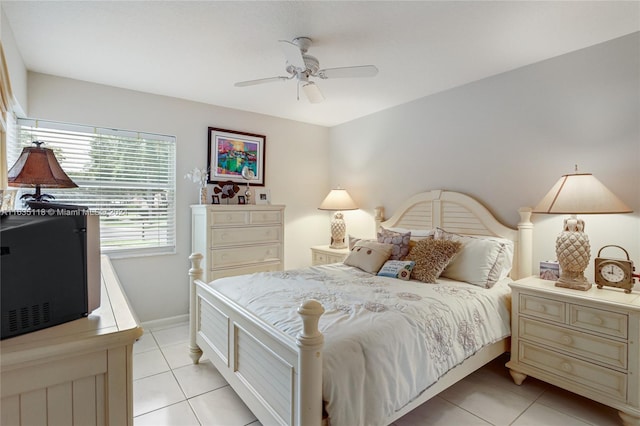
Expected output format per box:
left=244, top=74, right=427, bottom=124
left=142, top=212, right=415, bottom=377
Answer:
left=560, top=361, right=573, bottom=373
left=591, top=315, right=604, bottom=325
left=561, top=335, right=573, bottom=345
left=534, top=303, right=547, bottom=313
left=221, top=233, right=228, bottom=240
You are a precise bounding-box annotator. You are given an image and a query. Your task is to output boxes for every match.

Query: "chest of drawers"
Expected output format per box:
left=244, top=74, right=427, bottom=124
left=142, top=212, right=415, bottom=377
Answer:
left=507, top=277, right=640, bottom=425
left=191, top=204, right=285, bottom=282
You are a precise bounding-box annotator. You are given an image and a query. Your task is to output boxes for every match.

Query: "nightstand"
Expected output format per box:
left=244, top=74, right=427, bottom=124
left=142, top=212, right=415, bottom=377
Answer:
left=506, top=276, right=640, bottom=425
left=311, top=245, right=349, bottom=266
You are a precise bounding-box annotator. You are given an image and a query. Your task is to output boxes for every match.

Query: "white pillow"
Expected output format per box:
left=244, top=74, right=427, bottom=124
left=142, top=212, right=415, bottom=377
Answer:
left=384, top=227, right=435, bottom=240
left=344, top=240, right=393, bottom=274
left=434, top=228, right=514, bottom=288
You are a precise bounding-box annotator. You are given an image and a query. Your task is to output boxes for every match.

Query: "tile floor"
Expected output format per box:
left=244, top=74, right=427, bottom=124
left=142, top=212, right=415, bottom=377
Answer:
left=134, top=322, right=622, bottom=426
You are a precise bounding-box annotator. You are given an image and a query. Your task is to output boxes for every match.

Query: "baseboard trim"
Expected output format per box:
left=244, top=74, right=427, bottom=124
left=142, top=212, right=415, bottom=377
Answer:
left=140, top=314, right=189, bottom=331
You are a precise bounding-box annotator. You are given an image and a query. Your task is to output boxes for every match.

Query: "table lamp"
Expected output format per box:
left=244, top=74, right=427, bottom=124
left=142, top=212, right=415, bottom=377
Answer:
left=533, top=167, right=632, bottom=290
left=318, top=187, right=357, bottom=249
left=7, top=141, right=78, bottom=202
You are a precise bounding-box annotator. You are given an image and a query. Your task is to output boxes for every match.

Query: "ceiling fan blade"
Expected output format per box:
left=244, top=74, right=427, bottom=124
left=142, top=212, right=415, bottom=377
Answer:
left=279, top=40, right=306, bottom=70
left=317, top=65, right=378, bottom=79
left=301, top=81, right=324, bottom=103
left=234, top=76, right=290, bottom=87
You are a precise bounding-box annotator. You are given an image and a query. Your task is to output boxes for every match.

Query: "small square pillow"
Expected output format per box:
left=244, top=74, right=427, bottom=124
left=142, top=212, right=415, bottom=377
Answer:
left=377, top=227, right=411, bottom=260
left=405, top=239, right=462, bottom=283
left=377, top=260, right=416, bottom=281
left=344, top=240, right=393, bottom=274
left=434, top=228, right=514, bottom=288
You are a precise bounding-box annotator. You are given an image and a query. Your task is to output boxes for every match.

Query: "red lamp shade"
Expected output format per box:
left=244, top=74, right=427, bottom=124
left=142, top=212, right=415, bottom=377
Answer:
left=7, top=141, right=77, bottom=201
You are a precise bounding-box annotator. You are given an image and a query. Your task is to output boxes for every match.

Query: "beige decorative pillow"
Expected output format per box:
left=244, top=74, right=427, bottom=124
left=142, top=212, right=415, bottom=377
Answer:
left=377, top=227, right=411, bottom=260
left=348, top=235, right=374, bottom=250
left=405, top=239, right=462, bottom=283
left=434, top=228, right=513, bottom=288
left=344, top=240, right=393, bottom=274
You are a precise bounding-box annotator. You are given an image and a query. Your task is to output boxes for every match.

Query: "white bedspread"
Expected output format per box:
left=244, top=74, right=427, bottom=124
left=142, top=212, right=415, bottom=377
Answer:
left=207, top=263, right=511, bottom=426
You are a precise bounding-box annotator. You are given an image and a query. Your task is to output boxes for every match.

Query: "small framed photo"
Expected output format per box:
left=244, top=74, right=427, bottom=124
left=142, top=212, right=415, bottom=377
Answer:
left=238, top=195, right=246, bottom=205
left=255, top=188, right=271, bottom=205
left=212, top=195, right=220, bottom=205
left=540, top=261, right=560, bottom=281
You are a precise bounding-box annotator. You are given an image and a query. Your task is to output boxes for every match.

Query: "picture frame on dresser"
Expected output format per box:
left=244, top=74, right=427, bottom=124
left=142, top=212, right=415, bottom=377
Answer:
left=255, top=188, right=271, bottom=205
left=207, top=127, right=265, bottom=186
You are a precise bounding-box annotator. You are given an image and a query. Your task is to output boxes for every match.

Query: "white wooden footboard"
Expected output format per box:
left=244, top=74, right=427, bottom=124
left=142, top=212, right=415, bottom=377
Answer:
left=188, top=253, right=324, bottom=426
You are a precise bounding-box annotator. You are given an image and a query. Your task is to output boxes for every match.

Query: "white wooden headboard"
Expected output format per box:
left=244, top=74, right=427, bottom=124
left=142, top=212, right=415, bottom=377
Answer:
left=375, top=190, right=533, bottom=280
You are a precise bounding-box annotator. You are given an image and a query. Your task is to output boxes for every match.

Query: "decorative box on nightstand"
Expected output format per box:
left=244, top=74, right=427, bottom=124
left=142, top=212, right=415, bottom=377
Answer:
left=311, top=245, right=349, bottom=266
left=506, top=276, right=640, bottom=425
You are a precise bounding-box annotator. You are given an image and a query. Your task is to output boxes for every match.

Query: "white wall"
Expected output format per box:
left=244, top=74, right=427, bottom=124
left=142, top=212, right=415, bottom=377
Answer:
left=330, top=33, right=640, bottom=279
left=1, top=8, right=27, bottom=115
left=26, top=73, right=330, bottom=322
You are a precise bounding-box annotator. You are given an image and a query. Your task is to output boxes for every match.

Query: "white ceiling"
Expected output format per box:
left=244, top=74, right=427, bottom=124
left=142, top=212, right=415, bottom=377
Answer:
left=3, top=1, right=639, bottom=127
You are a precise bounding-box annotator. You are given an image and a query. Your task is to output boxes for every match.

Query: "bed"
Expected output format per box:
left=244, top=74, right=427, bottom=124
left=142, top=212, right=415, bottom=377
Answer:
left=188, top=189, right=533, bottom=426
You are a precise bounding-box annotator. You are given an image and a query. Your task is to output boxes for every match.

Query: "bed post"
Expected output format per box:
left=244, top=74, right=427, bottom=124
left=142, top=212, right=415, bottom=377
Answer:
left=188, top=253, right=204, bottom=364
left=374, top=206, right=385, bottom=233
left=297, top=300, right=325, bottom=426
left=517, top=208, right=533, bottom=279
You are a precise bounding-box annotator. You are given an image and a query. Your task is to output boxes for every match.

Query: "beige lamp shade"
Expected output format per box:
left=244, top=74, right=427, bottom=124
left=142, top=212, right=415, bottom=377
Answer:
left=533, top=170, right=632, bottom=291
left=318, top=188, right=358, bottom=211
left=318, top=188, right=357, bottom=249
left=533, top=172, right=632, bottom=215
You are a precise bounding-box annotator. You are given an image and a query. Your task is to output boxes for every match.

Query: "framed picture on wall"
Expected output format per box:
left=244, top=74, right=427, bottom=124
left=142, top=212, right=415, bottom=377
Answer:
left=207, top=127, right=265, bottom=186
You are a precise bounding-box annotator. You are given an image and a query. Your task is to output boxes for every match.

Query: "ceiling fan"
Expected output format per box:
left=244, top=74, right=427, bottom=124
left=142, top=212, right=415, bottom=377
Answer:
left=234, top=37, right=378, bottom=103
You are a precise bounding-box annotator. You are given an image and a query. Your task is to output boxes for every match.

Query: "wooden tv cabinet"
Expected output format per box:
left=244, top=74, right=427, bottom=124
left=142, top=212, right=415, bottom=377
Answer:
left=1, top=255, right=143, bottom=426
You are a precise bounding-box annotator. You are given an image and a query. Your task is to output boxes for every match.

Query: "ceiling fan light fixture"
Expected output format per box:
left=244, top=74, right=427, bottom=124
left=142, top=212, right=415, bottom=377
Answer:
left=302, top=81, right=324, bottom=103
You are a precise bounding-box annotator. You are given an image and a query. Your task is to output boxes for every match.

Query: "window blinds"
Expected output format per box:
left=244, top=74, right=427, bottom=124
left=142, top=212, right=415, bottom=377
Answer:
left=9, top=119, right=176, bottom=256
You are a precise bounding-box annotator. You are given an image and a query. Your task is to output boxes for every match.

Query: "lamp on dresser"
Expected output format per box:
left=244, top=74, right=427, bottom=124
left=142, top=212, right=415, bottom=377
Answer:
left=318, top=187, right=357, bottom=249
left=533, top=166, right=632, bottom=290
left=7, top=141, right=77, bottom=202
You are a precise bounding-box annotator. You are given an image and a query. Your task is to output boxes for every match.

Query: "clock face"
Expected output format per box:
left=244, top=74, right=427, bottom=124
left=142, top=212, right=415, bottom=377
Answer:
left=599, top=262, right=626, bottom=283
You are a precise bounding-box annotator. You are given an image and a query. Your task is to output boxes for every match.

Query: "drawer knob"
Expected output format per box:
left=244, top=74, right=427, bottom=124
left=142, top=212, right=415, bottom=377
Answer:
left=535, top=303, right=547, bottom=313
left=221, top=233, right=228, bottom=240
left=591, top=315, right=604, bottom=325
left=560, top=362, right=572, bottom=373
left=561, top=335, right=573, bottom=345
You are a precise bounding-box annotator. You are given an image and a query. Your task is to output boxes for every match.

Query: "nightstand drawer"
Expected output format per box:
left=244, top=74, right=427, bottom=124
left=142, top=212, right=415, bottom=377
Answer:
left=519, top=294, right=565, bottom=323
left=312, top=251, right=345, bottom=265
left=518, top=341, right=627, bottom=401
left=211, top=226, right=281, bottom=246
left=569, top=304, right=628, bottom=339
left=519, top=317, right=627, bottom=369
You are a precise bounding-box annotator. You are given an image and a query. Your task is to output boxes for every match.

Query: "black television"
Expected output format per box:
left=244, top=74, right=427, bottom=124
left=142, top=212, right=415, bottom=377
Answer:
left=0, top=203, right=101, bottom=339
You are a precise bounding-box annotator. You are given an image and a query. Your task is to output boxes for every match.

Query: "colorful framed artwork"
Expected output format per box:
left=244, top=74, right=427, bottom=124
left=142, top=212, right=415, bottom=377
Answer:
left=207, top=127, right=265, bottom=186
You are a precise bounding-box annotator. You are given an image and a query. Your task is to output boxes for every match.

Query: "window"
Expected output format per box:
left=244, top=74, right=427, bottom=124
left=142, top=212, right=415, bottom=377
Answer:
left=8, top=118, right=176, bottom=257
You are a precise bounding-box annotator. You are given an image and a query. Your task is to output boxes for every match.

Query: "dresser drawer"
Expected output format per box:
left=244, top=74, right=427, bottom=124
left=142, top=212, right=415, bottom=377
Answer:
left=210, top=211, right=249, bottom=226
left=569, top=304, right=628, bottom=339
left=209, top=263, right=283, bottom=280
left=519, top=317, right=627, bottom=369
left=519, top=294, right=565, bottom=323
left=211, top=226, right=281, bottom=246
left=250, top=210, right=282, bottom=225
left=518, top=341, right=627, bottom=401
left=210, top=244, right=282, bottom=268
